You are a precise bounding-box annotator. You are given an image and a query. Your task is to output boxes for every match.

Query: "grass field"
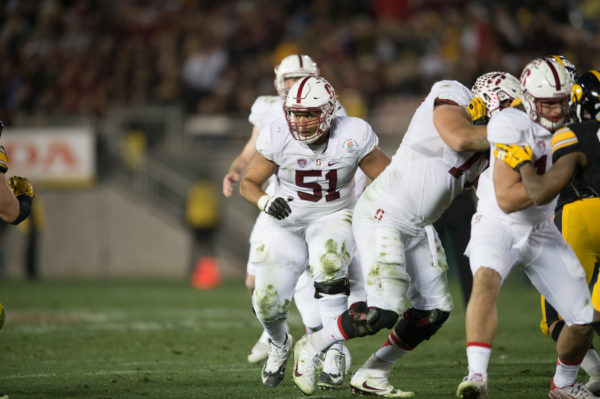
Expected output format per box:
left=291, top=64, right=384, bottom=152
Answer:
left=0, top=275, right=589, bottom=398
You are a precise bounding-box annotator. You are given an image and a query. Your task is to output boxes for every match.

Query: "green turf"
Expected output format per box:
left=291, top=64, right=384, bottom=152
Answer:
left=0, top=275, right=588, bottom=398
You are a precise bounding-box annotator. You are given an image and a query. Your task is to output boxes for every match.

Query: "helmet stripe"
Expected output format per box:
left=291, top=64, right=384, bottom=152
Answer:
left=544, top=58, right=561, bottom=91
left=591, top=70, right=600, bottom=82
left=295, top=76, right=311, bottom=103
left=297, top=54, right=303, bottom=68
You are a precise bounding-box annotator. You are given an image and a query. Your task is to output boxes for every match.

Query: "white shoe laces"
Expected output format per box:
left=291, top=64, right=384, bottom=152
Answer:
left=322, top=350, right=344, bottom=375
left=265, top=341, right=289, bottom=372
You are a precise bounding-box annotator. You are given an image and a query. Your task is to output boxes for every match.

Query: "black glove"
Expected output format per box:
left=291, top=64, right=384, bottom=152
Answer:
left=257, top=195, right=293, bottom=220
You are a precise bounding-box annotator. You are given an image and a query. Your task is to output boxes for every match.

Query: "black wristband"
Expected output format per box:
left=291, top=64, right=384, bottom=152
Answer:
left=473, top=117, right=488, bottom=126
left=514, top=160, right=532, bottom=172
left=11, top=194, right=32, bottom=225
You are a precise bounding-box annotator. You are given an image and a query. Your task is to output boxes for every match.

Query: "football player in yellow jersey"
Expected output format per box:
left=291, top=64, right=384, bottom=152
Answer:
left=496, top=69, right=600, bottom=394
left=0, top=121, right=35, bottom=399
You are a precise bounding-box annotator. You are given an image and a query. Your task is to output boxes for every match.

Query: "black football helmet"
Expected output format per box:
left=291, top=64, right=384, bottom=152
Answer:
left=569, top=70, right=600, bottom=122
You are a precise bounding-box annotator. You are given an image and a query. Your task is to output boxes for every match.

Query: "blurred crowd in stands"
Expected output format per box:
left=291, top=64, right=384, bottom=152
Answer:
left=0, top=0, right=598, bottom=123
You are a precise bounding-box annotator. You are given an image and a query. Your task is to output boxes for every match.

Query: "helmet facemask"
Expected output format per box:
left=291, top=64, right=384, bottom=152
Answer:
left=284, top=76, right=336, bottom=144
left=472, top=72, right=522, bottom=118
left=525, top=93, right=570, bottom=131
left=521, top=58, right=571, bottom=132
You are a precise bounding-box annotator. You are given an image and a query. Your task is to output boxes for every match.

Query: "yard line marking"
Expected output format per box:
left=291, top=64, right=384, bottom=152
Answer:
left=0, top=358, right=555, bottom=380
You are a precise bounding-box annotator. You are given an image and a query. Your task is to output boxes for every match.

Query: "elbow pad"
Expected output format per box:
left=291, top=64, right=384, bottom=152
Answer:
left=11, top=195, right=32, bottom=225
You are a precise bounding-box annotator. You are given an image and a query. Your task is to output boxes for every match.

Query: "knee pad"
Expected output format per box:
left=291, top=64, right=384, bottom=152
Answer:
left=314, top=278, right=350, bottom=299
left=392, top=308, right=450, bottom=350
left=338, top=301, right=399, bottom=338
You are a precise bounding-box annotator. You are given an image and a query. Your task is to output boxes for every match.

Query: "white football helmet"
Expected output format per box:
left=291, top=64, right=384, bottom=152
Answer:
left=550, top=54, right=577, bottom=85
left=520, top=57, right=571, bottom=132
left=274, top=54, right=319, bottom=98
left=284, top=76, right=336, bottom=144
left=472, top=71, right=521, bottom=118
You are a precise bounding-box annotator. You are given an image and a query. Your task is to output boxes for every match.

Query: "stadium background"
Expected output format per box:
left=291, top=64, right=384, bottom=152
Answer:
left=0, top=0, right=598, bottom=281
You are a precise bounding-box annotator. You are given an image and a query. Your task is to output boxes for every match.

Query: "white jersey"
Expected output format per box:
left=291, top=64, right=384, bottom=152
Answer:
left=362, top=80, right=488, bottom=227
left=248, top=95, right=364, bottom=200
left=475, top=107, right=556, bottom=225
left=249, top=95, right=285, bottom=130
left=256, top=115, right=378, bottom=224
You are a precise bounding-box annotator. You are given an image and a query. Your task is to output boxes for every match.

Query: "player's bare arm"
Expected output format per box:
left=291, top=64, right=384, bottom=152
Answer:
left=0, top=146, right=24, bottom=223
left=223, top=125, right=261, bottom=197
left=0, top=178, right=19, bottom=222
left=358, top=146, right=390, bottom=180
left=240, top=152, right=277, bottom=206
left=519, top=152, right=585, bottom=205
left=493, top=158, right=532, bottom=213
left=434, top=104, right=489, bottom=152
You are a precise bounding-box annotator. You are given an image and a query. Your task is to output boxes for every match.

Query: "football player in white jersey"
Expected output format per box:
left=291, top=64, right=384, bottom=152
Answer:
left=292, top=72, right=506, bottom=396
left=497, top=69, right=600, bottom=396
left=222, top=54, right=363, bottom=386
left=457, top=58, right=596, bottom=399
left=223, top=54, right=320, bottom=365
left=440, top=71, right=522, bottom=308
left=240, top=76, right=390, bottom=389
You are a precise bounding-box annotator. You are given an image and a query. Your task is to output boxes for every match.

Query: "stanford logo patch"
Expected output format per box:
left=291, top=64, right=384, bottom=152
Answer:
left=297, top=159, right=307, bottom=168
left=536, top=141, right=545, bottom=152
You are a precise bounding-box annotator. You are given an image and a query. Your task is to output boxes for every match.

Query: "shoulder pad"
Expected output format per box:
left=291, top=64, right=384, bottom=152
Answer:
left=431, top=80, right=472, bottom=108
left=487, top=108, right=529, bottom=144
left=551, top=126, right=578, bottom=160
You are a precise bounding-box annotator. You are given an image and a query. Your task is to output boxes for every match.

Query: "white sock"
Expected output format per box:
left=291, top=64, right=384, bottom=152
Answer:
left=581, top=349, right=600, bottom=377
left=373, top=332, right=411, bottom=363
left=553, top=356, right=581, bottom=388
left=258, top=329, right=270, bottom=345
left=318, top=293, right=348, bottom=343
left=304, top=294, right=349, bottom=353
left=466, top=343, right=492, bottom=379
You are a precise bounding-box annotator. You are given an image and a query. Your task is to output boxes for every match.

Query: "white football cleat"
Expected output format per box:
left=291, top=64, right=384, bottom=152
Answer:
left=350, top=355, right=415, bottom=398
left=549, top=380, right=597, bottom=399
left=248, top=339, right=269, bottom=364
left=456, top=374, right=489, bottom=399
left=261, top=333, right=293, bottom=387
left=293, top=335, right=322, bottom=395
left=318, top=347, right=346, bottom=390
left=584, top=375, right=600, bottom=396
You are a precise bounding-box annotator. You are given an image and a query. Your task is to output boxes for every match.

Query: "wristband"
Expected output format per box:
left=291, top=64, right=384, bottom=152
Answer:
left=257, top=194, right=270, bottom=212
left=11, top=194, right=32, bottom=225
